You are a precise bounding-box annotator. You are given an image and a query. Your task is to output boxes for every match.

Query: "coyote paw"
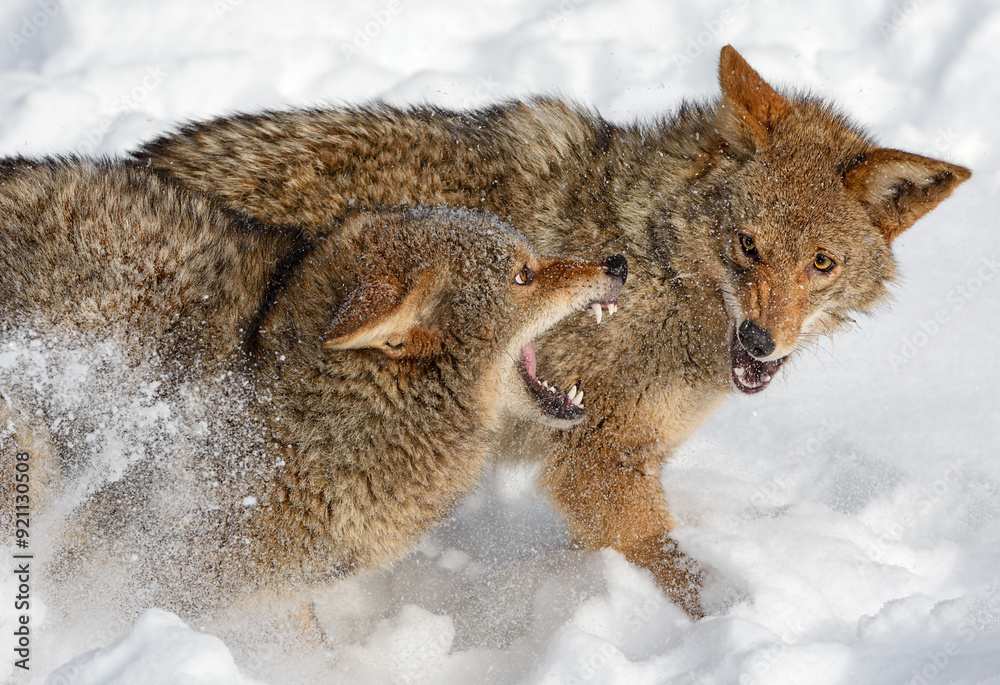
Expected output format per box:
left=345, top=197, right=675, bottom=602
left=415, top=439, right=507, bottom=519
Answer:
left=624, top=534, right=707, bottom=620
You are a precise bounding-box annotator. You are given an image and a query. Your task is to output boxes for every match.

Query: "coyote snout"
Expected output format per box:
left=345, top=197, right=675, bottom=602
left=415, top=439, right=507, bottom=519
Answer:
left=510, top=252, right=626, bottom=427
left=727, top=257, right=809, bottom=393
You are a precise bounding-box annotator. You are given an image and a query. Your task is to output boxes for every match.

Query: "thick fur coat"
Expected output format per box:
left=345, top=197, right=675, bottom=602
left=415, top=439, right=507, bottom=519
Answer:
left=0, top=158, right=624, bottom=623
left=135, top=46, right=971, bottom=615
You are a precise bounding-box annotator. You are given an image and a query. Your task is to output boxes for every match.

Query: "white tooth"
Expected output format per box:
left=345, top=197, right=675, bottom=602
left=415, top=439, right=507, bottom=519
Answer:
left=735, top=368, right=746, bottom=379
left=572, top=397, right=582, bottom=408
left=608, top=303, right=617, bottom=316
left=592, top=303, right=602, bottom=324
left=762, top=373, right=771, bottom=383
left=576, top=390, right=583, bottom=403
left=567, top=385, right=578, bottom=401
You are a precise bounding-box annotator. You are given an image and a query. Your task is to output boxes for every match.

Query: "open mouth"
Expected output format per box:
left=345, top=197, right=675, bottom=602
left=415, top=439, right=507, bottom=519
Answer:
left=518, top=299, right=618, bottom=422
left=730, top=331, right=787, bottom=394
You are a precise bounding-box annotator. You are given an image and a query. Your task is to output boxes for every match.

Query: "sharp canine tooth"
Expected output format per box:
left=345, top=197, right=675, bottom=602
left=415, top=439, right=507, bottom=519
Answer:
left=608, top=303, right=617, bottom=315
left=576, top=390, right=583, bottom=403
left=567, top=385, right=578, bottom=401
left=592, top=303, right=602, bottom=324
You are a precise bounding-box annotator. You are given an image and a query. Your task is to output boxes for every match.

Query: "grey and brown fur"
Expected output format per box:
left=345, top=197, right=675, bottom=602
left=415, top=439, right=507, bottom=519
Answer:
left=134, top=46, right=971, bottom=616
left=0, top=158, right=624, bottom=624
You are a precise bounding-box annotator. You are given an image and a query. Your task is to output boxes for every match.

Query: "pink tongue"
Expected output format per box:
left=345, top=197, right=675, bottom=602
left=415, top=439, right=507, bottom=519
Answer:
left=520, top=342, right=537, bottom=378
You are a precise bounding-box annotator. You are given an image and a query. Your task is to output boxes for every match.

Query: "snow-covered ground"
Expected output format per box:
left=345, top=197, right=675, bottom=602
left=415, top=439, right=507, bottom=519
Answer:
left=1, top=0, right=998, bottom=683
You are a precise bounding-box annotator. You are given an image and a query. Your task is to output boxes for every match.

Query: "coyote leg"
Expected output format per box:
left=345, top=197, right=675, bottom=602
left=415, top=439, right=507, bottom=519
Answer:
left=540, top=418, right=705, bottom=618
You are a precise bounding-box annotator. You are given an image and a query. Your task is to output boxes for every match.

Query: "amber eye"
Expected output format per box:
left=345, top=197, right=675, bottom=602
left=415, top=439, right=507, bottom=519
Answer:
left=813, top=253, right=835, bottom=272
left=514, top=264, right=535, bottom=285
left=739, top=234, right=757, bottom=256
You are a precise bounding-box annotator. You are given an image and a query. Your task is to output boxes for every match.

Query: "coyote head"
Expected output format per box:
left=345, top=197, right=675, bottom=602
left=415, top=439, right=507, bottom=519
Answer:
left=316, top=208, right=626, bottom=429
left=689, top=46, right=970, bottom=394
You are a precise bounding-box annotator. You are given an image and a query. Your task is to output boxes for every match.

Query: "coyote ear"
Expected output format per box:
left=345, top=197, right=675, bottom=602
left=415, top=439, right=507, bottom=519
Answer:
left=323, top=271, right=445, bottom=359
left=843, top=148, right=972, bottom=243
left=716, top=45, right=789, bottom=156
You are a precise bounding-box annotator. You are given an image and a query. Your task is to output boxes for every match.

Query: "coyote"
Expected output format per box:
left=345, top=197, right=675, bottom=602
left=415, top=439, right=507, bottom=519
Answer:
left=0, top=158, right=625, bottom=621
left=135, top=46, right=970, bottom=616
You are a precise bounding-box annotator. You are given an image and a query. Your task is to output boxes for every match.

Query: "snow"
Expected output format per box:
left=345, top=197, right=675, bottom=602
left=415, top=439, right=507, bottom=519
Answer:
left=45, top=610, right=253, bottom=685
left=1, top=0, right=998, bottom=683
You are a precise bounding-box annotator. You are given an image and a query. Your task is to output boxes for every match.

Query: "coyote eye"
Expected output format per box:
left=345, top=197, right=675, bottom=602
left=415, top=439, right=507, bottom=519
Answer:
left=514, top=264, right=535, bottom=286
left=813, top=253, right=835, bottom=272
left=739, top=234, right=758, bottom=257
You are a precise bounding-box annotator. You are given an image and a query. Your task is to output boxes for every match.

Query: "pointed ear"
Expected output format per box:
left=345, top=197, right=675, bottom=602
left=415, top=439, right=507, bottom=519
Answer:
left=717, top=45, right=789, bottom=156
left=843, top=148, right=972, bottom=243
left=323, top=271, right=445, bottom=359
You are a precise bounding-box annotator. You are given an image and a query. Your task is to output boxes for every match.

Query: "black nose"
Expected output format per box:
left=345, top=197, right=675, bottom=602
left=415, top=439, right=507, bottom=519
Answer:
left=738, top=320, right=775, bottom=358
left=603, top=254, right=628, bottom=283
